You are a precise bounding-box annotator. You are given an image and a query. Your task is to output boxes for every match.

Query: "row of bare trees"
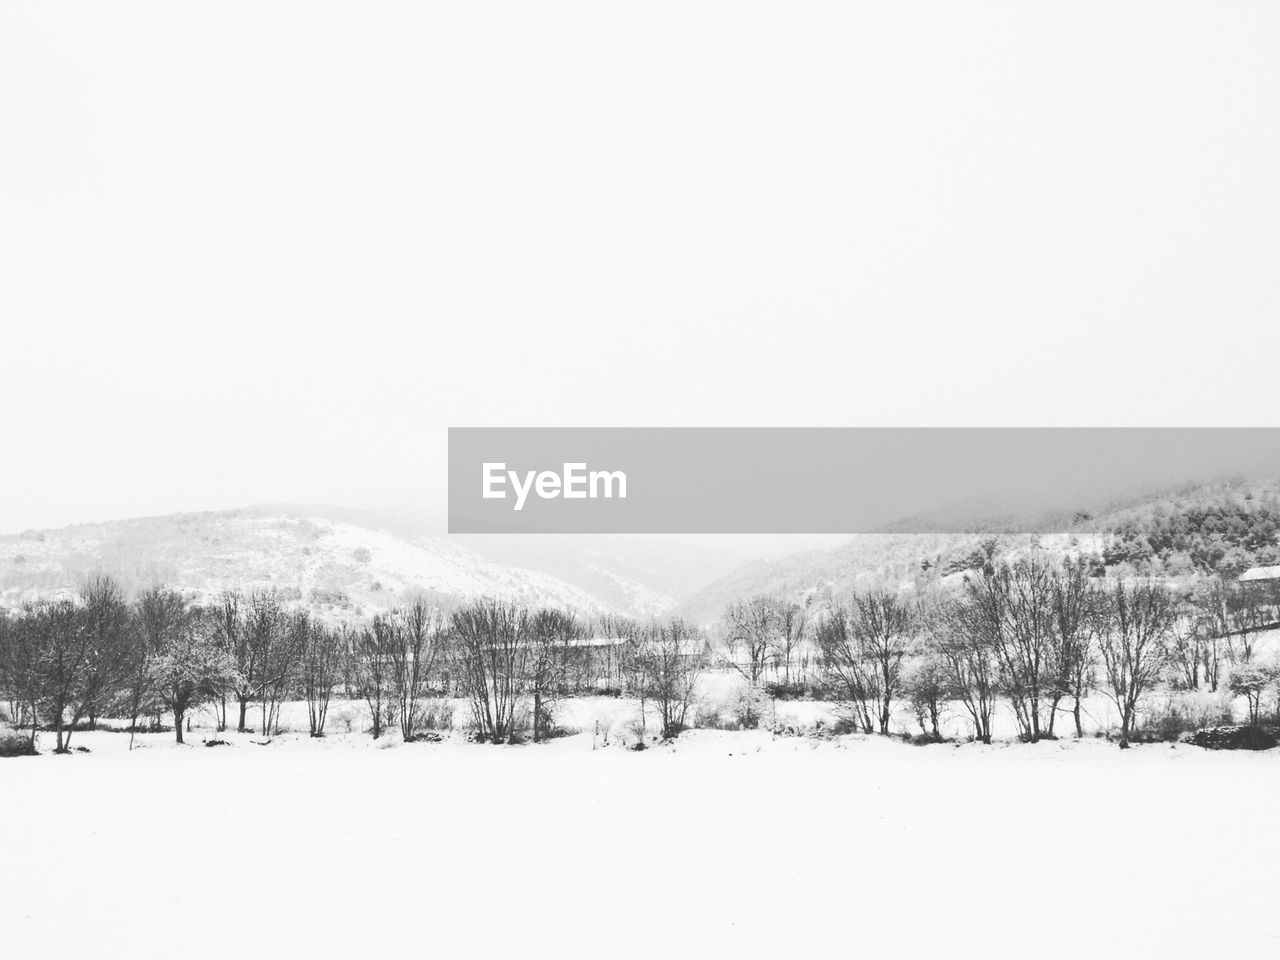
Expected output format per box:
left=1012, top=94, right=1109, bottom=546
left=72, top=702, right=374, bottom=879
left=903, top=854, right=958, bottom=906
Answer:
left=0, top=585, right=465, bottom=746
left=0, top=582, right=708, bottom=748
left=717, top=556, right=1273, bottom=747
left=11, top=560, right=1259, bottom=751
left=451, top=601, right=704, bottom=742
left=799, top=557, right=1264, bottom=746
left=721, top=596, right=811, bottom=689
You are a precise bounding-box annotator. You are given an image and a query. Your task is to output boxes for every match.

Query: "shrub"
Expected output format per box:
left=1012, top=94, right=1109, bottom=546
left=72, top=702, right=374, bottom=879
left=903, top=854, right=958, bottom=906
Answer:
left=820, top=715, right=863, bottom=736
left=1229, top=664, right=1280, bottom=727
left=125, top=720, right=173, bottom=734
left=331, top=707, right=356, bottom=734
left=767, top=719, right=814, bottom=738
left=0, top=732, right=36, bottom=758
left=732, top=686, right=772, bottom=730
left=909, top=732, right=946, bottom=746
left=693, top=704, right=728, bottom=730
left=419, top=700, right=454, bottom=732
left=1184, top=725, right=1277, bottom=751
left=764, top=680, right=811, bottom=701
left=1137, top=690, right=1235, bottom=742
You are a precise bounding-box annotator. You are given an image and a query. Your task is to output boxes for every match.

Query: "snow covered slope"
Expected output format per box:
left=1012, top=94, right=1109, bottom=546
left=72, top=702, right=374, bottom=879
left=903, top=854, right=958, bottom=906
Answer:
left=0, top=507, right=613, bottom=616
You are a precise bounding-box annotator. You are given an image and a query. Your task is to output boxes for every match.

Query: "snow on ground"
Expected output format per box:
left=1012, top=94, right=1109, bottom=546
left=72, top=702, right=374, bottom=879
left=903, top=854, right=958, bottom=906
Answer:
left=4, top=711, right=1280, bottom=959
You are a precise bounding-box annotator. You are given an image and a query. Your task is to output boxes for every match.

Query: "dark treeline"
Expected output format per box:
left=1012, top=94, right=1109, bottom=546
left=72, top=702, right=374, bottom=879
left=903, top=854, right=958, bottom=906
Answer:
left=1101, top=489, right=1280, bottom=575
left=0, top=580, right=706, bottom=751
left=724, top=552, right=1278, bottom=747
left=4, top=557, right=1274, bottom=755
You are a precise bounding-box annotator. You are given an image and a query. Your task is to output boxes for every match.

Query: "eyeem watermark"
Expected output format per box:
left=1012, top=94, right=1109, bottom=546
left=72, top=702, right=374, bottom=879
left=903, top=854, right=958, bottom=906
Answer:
left=449, top=428, right=1280, bottom=533
left=482, top=462, right=627, bottom=511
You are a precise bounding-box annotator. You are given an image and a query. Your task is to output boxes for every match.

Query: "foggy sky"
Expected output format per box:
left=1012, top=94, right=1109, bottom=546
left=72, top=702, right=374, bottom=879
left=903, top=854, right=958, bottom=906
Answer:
left=3, top=2, right=1280, bottom=535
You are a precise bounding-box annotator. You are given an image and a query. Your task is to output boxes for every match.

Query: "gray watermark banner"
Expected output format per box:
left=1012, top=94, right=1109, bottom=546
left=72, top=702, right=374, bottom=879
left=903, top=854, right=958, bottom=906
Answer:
left=448, top=428, right=1280, bottom=534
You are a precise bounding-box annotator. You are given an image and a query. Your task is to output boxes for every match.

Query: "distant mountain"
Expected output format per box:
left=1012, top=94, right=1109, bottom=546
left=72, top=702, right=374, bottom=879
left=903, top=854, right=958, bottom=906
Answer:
left=674, top=477, right=1280, bottom=625
left=450, top=534, right=772, bottom=618
left=672, top=533, right=971, bottom=625
left=10, top=477, right=1278, bottom=626
left=253, top=508, right=772, bottom=617
left=0, top=507, right=615, bottom=617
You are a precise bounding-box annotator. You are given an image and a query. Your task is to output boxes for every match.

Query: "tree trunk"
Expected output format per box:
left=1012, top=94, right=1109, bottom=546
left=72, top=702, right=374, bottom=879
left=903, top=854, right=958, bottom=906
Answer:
left=237, top=697, right=249, bottom=733
left=54, top=702, right=66, bottom=753
left=174, top=706, right=185, bottom=744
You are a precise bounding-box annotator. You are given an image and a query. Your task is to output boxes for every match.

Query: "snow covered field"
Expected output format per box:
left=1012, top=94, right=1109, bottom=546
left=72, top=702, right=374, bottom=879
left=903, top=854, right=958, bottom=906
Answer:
left=4, top=721, right=1279, bottom=959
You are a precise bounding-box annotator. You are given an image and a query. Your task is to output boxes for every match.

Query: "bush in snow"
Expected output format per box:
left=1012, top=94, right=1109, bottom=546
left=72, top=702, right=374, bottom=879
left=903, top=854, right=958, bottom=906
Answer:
left=1228, top=664, right=1280, bottom=728
left=731, top=685, right=771, bottom=730
left=0, top=730, right=37, bottom=757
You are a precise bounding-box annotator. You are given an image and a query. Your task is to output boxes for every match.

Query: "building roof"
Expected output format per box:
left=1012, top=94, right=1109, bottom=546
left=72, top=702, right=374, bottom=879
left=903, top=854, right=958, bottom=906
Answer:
left=1239, top=566, right=1280, bottom=582
left=566, top=635, right=631, bottom=648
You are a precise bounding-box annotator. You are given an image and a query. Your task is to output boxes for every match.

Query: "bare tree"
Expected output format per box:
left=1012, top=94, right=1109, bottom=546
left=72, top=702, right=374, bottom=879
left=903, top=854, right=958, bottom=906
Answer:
left=27, top=599, right=90, bottom=753
left=451, top=599, right=530, bottom=744
left=773, top=599, right=809, bottom=688
left=390, top=599, right=445, bottom=741
left=933, top=597, right=999, bottom=744
left=1168, top=614, right=1204, bottom=690
left=814, top=604, right=876, bottom=733
left=1096, top=579, right=1179, bottom=748
left=355, top=614, right=396, bottom=739
left=635, top=618, right=703, bottom=739
left=904, top=649, right=946, bottom=740
left=147, top=614, right=239, bottom=744
left=1051, top=560, right=1099, bottom=738
left=813, top=591, right=915, bottom=735
left=205, top=591, right=243, bottom=732
left=1191, top=578, right=1230, bottom=692
left=527, top=609, right=581, bottom=741
left=0, top=609, right=15, bottom=726
left=299, top=618, right=343, bottom=737
left=131, top=586, right=190, bottom=737
left=851, top=590, right=915, bottom=734
left=963, top=557, right=1059, bottom=742
left=9, top=582, right=130, bottom=753
left=0, top=608, right=43, bottom=747
left=595, top=612, right=637, bottom=696
left=224, top=591, right=286, bottom=733
left=722, top=597, right=777, bottom=687
left=248, top=593, right=295, bottom=736
left=132, top=587, right=192, bottom=739
left=74, top=576, right=133, bottom=732
left=1226, top=584, right=1266, bottom=664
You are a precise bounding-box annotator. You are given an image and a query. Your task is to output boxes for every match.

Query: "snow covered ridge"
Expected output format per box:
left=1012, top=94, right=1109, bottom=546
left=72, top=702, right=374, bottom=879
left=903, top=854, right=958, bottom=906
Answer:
left=0, top=508, right=617, bottom=616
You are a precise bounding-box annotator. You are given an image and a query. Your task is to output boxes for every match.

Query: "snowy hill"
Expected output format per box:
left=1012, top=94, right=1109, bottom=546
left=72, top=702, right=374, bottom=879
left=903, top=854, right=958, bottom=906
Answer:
left=675, top=476, right=1280, bottom=625
left=450, top=533, right=762, bottom=619
left=0, top=507, right=615, bottom=617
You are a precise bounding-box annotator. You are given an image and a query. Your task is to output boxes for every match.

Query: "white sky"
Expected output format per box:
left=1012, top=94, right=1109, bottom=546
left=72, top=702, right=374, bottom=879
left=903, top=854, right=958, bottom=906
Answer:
left=2, top=2, right=1279, bottom=534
